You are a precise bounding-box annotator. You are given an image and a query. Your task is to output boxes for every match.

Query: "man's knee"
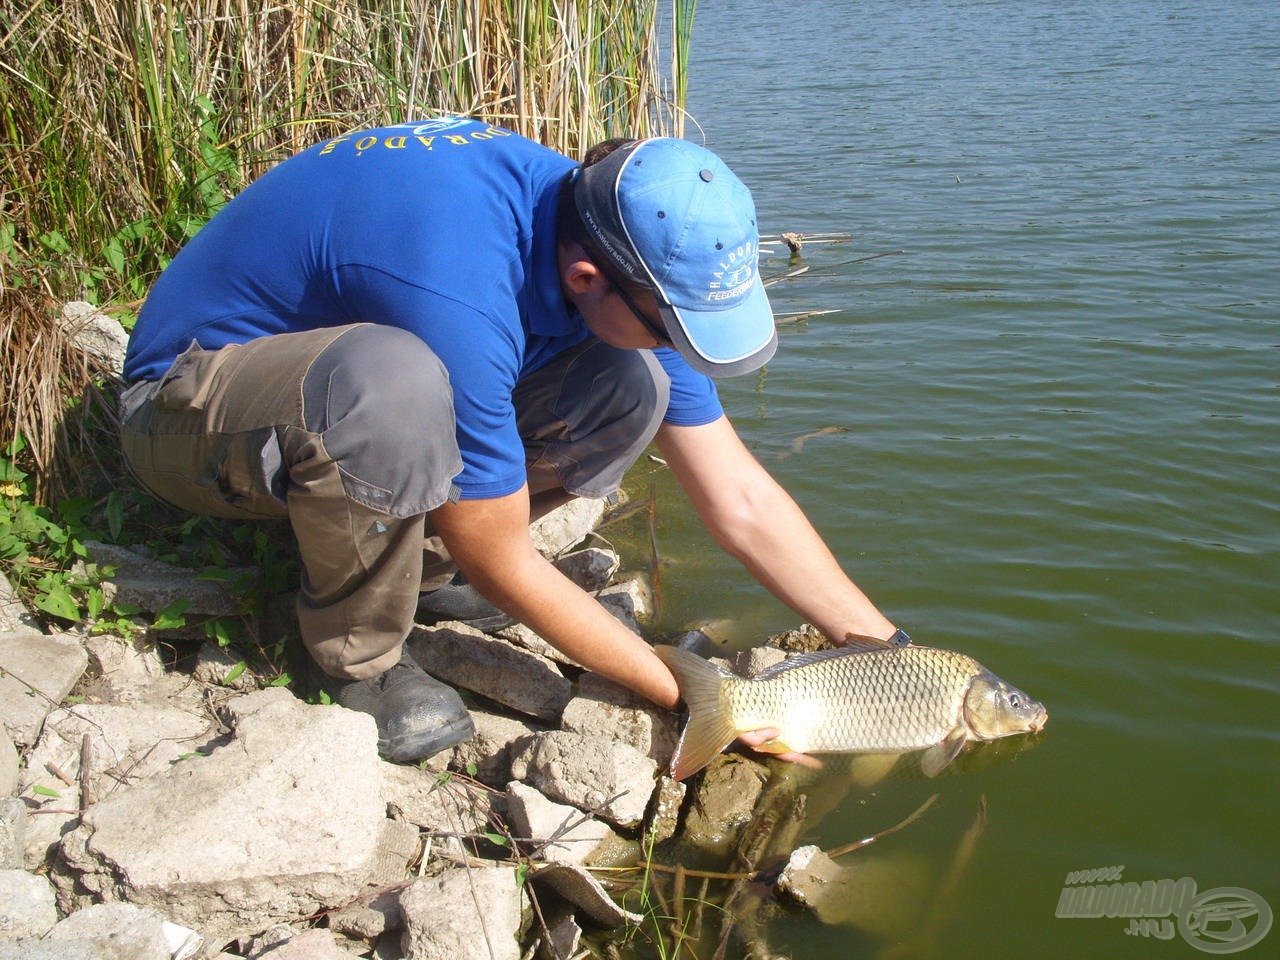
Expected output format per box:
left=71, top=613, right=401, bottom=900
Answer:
left=302, top=325, right=462, bottom=517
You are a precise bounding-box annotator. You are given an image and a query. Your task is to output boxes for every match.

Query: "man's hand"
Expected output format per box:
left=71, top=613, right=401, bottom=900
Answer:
left=737, top=727, right=823, bottom=769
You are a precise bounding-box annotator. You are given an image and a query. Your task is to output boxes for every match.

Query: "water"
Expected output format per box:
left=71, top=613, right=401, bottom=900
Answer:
left=616, top=1, right=1279, bottom=956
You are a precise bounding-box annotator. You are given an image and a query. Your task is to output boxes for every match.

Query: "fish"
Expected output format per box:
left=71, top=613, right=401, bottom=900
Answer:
left=654, top=636, right=1047, bottom=781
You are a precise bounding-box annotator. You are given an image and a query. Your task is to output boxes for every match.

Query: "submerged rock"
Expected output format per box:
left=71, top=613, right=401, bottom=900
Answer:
left=682, top=754, right=770, bottom=853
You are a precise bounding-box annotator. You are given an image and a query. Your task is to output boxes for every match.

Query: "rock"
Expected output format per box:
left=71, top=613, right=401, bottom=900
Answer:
left=490, top=622, right=579, bottom=668
left=382, top=762, right=491, bottom=837
left=559, top=672, right=677, bottom=765
left=59, top=302, right=129, bottom=376
left=449, top=710, right=545, bottom=787
left=250, top=928, right=352, bottom=959
left=0, top=629, right=88, bottom=747
left=529, top=499, right=607, bottom=559
left=328, top=888, right=403, bottom=940
left=504, top=781, right=619, bottom=866
left=192, top=642, right=260, bottom=691
left=79, top=634, right=182, bottom=705
left=775, top=847, right=930, bottom=934
left=594, top=577, right=651, bottom=631
left=399, top=865, right=527, bottom=960
left=409, top=623, right=571, bottom=723
left=730, top=644, right=788, bottom=677
left=21, top=700, right=216, bottom=868
left=0, top=942, right=102, bottom=959
left=0, top=867, right=58, bottom=940
left=42, top=902, right=172, bottom=959
left=82, top=541, right=247, bottom=618
left=682, top=754, right=769, bottom=852
left=508, top=731, right=657, bottom=829
left=551, top=548, right=619, bottom=592
left=55, top=688, right=388, bottom=943
left=0, top=726, right=17, bottom=797
left=0, top=799, right=26, bottom=869
left=0, top=572, right=39, bottom=633
left=768, top=623, right=831, bottom=653
left=527, top=863, right=640, bottom=927
left=646, top=776, right=686, bottom=845
left=539, top=909, right=581, bottom=960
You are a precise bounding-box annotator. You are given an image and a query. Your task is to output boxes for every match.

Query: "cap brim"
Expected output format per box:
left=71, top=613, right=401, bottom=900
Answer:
left=658, top=277, right=778, bottom=378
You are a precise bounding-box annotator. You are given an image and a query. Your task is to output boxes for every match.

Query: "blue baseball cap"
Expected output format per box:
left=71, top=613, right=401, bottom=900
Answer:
left=572, top=138, right=778, bottom=378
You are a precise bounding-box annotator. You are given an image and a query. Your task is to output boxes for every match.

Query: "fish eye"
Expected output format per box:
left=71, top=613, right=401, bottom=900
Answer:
left=1009, top=693, right=1022, bottom=709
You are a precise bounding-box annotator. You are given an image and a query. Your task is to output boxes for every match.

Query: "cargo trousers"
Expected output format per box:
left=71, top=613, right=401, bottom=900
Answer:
left=119, top=324, right=668, bottom=679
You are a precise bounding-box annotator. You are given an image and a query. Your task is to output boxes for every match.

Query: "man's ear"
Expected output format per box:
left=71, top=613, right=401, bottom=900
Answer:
left=559, top=243, right=608, bottom=295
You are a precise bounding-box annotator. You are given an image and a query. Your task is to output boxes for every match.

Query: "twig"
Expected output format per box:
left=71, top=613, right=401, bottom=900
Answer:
left=762, top=265, right=809, bottom=287
left=79, top=733, right=96, bottom=810
left=775, top=309, right=839, bottom=326
left=823, top=792, right=940, bottom=859
left=647, top=482, right=662, bottom=619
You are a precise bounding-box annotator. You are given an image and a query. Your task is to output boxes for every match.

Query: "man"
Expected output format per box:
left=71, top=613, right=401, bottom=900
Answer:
left=121, top=116, right=902, bottom=763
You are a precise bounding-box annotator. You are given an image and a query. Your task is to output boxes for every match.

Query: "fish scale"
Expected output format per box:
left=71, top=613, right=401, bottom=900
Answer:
left=723, top=647, right=982, bottom=753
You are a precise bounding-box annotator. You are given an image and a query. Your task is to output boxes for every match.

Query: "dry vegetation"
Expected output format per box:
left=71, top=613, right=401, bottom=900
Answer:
left=0, top=0, right=696, bottom=500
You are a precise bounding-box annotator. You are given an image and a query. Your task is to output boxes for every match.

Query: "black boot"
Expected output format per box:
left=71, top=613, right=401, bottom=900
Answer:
left=309, top=646, right=474, bottom=763
left=416, top=572, right=516, bottom=632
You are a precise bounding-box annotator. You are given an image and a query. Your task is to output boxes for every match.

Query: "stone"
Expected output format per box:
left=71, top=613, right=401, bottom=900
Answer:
left=775, top=846, right=929, bottom=934
left=399, top=865, right=527, bottom=960
left=42, top=902, right=172, bottom=958
left=192, top=642, right=260, bottom=691
left=449, top=710, right=545, bottom=787
left=79, top=634, right=181, bottom=705
left=508, top=731, right=657, bottom=829
left=539, top=909, right=581, bottom=960
left=59, top=302, right=130, bottom=376
left=0, top=572, right=39, bottom=633
left=82, top=541, right=247, bottom=617
left=0, top=867, right=58, bottom=940
left=646, top=776, right=686, bottom=845
left=409, top=623, right=571, bottom=723
left=768, top=622, right=830, bottom=653
left=527, top=864, right=640, bottom=927
left=55, top=688, right=387, bottom=942
left=551, top=548, right=619, bottom=592
left=0, top=629, right=88, bottom=747
left=682, top=754, right=769, bottom=852
left=528, top=499, right=607, bottom=559
left=559, top=671, right=677, bottom=765
left=504, top=781, right=618, bottom=866
left=328, top=888, right=403, bottom=940
left=382, top=762, right=491, bottom=839
left=251, top=928, right=353, bottom=959
left=730, top=644, right=788, bottom=678
left=0, top=799, right=26, bottom=870
left=21, top=700, right=216, bottom=868
left=0, top=726, right=17, bottom=797
left=594, top=577, right=651, bottom=632
left=490, top=622, right=579, bottom=668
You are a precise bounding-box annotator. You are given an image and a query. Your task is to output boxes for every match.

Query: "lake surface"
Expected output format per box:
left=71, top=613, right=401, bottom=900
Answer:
left=616, top=1, right=1278, bottom=957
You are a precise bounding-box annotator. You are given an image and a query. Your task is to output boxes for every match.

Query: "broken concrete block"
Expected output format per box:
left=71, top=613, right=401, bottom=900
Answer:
left=508, top=730, right=657, bottom=829
left=491, top=622, right=580, bottom=668
left=730, top=644, right=788, bottom=678
left=59, top=302, right=130, bottom=376
left=409, top=623, right=571, bottom=723
left=529, top=499, right=607, bottom=559
left=527, top=863, right=640, bottom=927
left=0, top=629, right=88, bottom=747
left=647, top=776, right=686, bottom=845
left=776, top=847, right=930, bottom=934
left=0, top=868, right=58, bottom=940
left=449, top=710, right=545, bottom=787
left=381, top=762, right=491, bottom=837
left=0, top=572, right=39, bottom=633
left=504, top=781, right=618, bottom=866
left=682, top=754, right=769, bottom=853
left=0, top=799, right=26, bottom=870
left=79, top=634, right=179, bottom=705
left=328, top=887, right=403, bottom=941
left=399, top=865, right=527, bottom=960
left=21, top=700, right=216, bottom=868
left=559, top=671, right=677, bottom=765
left=82, top=541, right=247, bottom=617
left=42, top=902, right=173, bottom=959
left=552, top=548, right=619, bottom=592
left=192, top=642, right=260, bottom=691
left=594, top=576, right=651, bottom=632
left=250, top=928, right=353, bottom=959
left=56, top=688, right=387, bottom=943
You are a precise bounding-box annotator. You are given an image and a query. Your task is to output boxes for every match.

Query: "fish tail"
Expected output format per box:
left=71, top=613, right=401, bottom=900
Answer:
left=654, top=645, right=740, bottom=780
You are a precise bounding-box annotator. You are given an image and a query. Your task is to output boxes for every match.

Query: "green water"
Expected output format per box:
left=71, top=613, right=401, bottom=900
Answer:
left=616, top=1, right=1279, bottom=956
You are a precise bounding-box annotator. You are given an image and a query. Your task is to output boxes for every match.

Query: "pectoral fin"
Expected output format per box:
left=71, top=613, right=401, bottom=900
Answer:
left=749, top=737, right=797, bottom=755
left=920, top=735, right=966, bottom=778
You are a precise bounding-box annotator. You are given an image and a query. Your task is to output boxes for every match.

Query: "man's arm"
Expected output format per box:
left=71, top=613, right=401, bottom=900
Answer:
left=428, top=487, right=680, bottom=710
left=655, top=415, right=898, bottom=643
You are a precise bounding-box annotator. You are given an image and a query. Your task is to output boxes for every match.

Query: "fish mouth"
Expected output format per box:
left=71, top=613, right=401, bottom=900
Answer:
left=1029, top=707, right=1048, bottom=733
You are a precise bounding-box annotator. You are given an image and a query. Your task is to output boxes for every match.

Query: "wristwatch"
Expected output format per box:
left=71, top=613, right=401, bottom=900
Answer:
left=887, top=628, right=912, bottom=646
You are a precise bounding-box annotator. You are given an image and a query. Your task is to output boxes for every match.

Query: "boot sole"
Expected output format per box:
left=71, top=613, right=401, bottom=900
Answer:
left=380, top=712, right=476, bottom=764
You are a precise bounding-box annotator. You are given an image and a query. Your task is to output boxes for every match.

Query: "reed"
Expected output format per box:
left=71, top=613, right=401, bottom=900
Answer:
left=0, top=0, right=698, bottom=499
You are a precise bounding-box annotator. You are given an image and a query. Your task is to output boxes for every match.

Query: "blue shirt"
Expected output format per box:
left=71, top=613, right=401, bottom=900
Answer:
left=125, top=117, right=722, bottom=498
